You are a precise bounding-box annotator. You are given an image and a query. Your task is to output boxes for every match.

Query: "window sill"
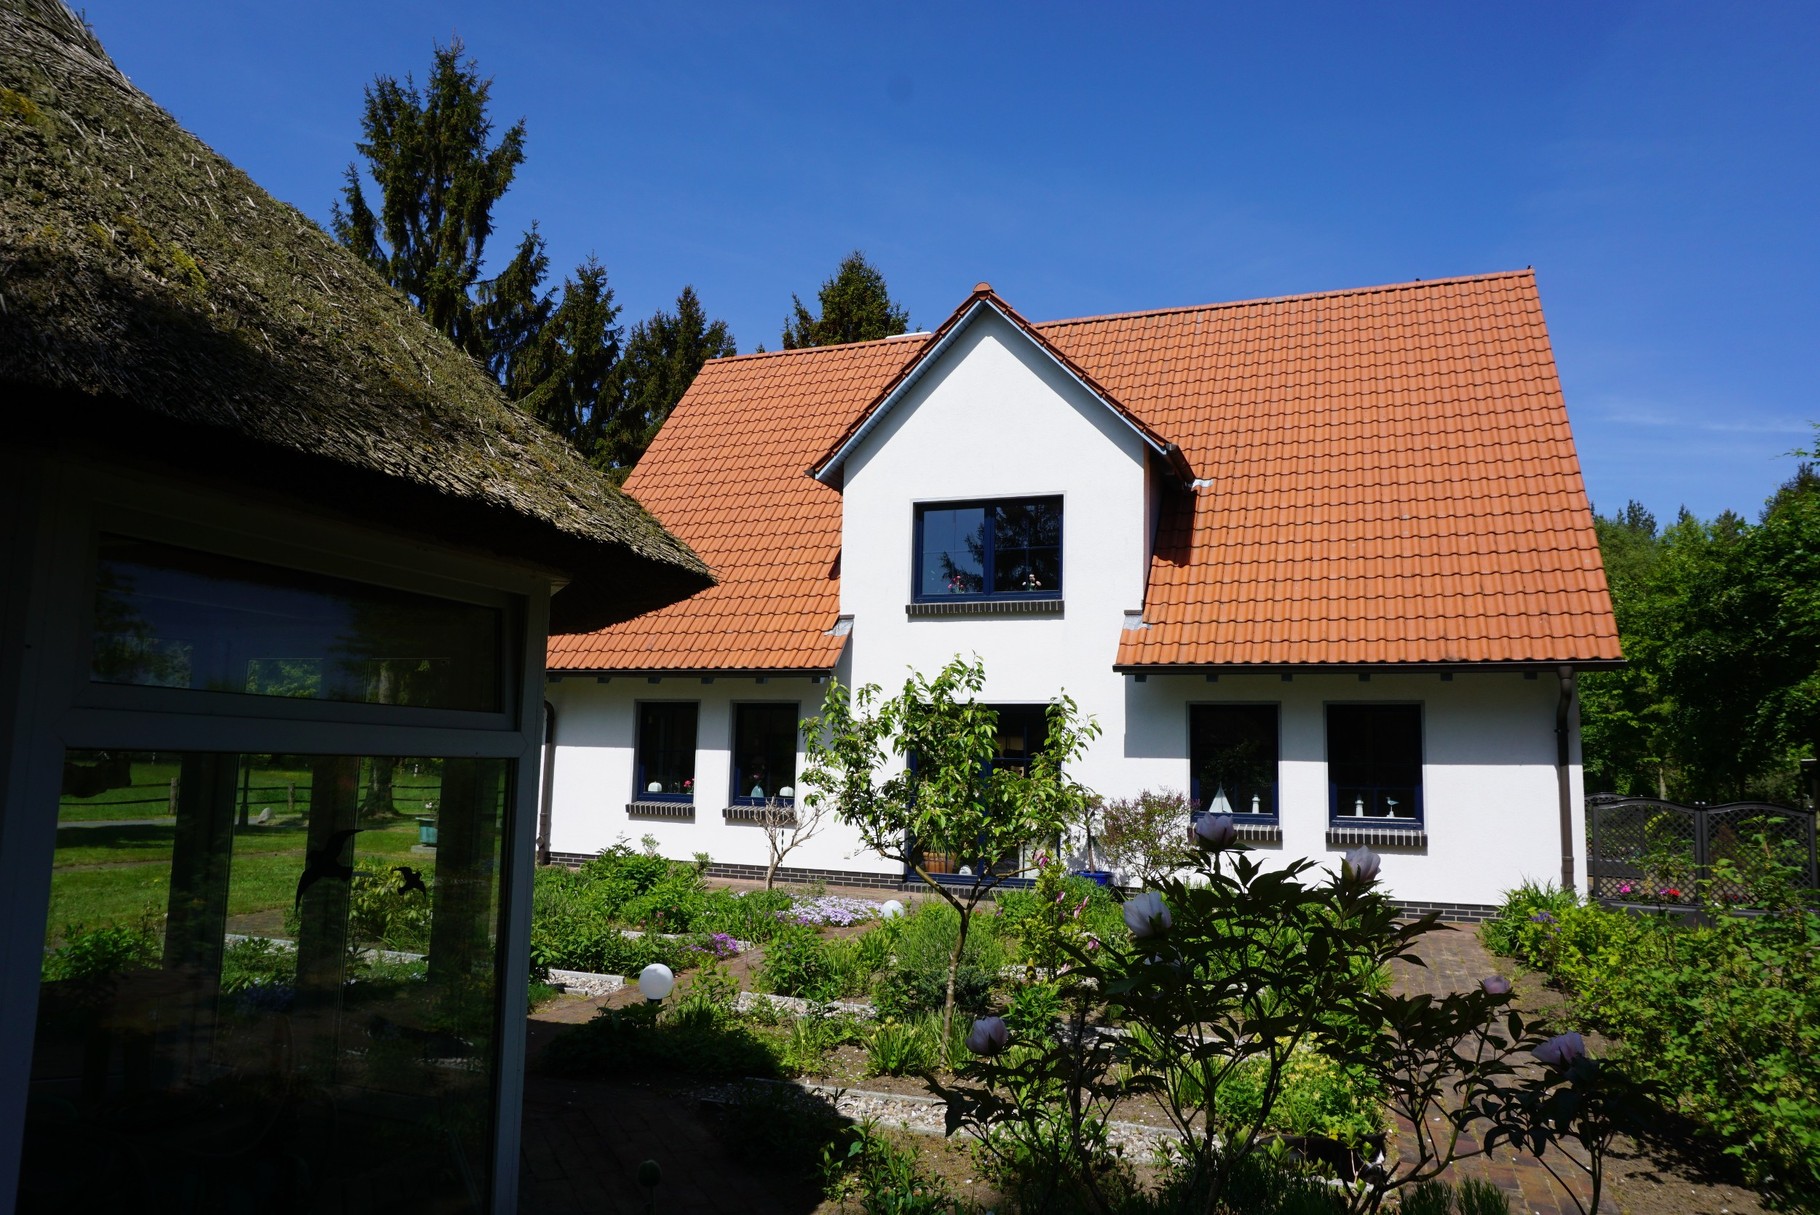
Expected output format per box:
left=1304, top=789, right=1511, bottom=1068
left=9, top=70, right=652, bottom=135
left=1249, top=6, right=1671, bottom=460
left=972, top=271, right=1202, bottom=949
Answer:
left=725, top=802, right=797, bottom=825
left=627, top=800, right=695, bottom=820
left=1234, top=821, right=1283, bottom=845
left=906, top=598, right=1063, bottom=619
left=1326, top=823, right=1427, bottom=850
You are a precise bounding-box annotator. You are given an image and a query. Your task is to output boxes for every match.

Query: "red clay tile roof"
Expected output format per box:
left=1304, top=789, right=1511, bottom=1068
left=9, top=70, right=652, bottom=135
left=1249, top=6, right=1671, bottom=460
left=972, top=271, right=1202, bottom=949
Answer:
left=545, top=336, right=917, bottom=672
left=549, top=270, right=1622, bottom=672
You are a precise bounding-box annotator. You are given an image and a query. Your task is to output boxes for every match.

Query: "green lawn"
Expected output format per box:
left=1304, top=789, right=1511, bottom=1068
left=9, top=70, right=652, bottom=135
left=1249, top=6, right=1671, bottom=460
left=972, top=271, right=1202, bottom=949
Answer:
left=46, top=818, right=421, bottom=946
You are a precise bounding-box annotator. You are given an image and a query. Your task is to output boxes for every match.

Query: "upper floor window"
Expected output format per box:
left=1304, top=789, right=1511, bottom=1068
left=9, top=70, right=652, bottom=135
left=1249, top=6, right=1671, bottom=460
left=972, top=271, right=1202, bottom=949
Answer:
left=635, top=702, right=698, bottom=801
left=914, top=497, right=1062, bottom=600
left=732, top=702, right=800, bottom=805
left=1190, top=704, right=1279, bottom=819
left=1327, top=703, right=1423, bottom=824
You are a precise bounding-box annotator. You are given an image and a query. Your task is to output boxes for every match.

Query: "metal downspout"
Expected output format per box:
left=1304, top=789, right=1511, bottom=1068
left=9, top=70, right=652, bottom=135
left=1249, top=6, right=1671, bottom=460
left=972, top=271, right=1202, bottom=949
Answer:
left=1555, top=666, right=1578, bottom=892
left=537, top=699, right=557, bottom=866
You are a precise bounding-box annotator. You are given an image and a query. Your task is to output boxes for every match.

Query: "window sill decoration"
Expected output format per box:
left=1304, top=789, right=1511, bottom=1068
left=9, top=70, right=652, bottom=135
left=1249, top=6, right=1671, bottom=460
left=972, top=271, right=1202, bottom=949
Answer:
left=626, top=800, right=695, bottom=820
left=906, top=597, right=1063, bottom=618
left=1326, top=823, right=1427, bottom=850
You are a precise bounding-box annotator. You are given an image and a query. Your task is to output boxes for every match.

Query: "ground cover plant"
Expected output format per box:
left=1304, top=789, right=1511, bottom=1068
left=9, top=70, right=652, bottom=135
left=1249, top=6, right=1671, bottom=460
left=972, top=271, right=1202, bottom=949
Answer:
left=1483, top=838, right=1820, bottom=1210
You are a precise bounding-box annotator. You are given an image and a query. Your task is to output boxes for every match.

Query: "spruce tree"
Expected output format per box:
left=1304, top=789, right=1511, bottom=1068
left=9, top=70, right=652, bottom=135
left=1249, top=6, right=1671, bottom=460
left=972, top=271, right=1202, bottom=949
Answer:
left=607, top=286, right=737, bottom=482
left=331, top=40, right=531, bottom=363
left=781, top=251, right=910, bottom=348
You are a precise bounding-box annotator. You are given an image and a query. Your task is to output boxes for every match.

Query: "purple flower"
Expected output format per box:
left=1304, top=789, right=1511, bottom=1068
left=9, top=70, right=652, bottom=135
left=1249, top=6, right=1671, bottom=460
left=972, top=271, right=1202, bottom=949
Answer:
left=1194, top=814, right=1238, bottom=850
left=1530, top=911, right=1556, bottom=925
left=1123, top=890, right=1171, bottom=939
left=1342, top=846, right=1381, bottom=886
left=965, top=1016, right=1009, bottom=1056
left=1481, top=976, right=1512, bottom=997
left=1072, top=896, right=1089, bottom=919
left=1532, top=1032, right=1587, bottom=1069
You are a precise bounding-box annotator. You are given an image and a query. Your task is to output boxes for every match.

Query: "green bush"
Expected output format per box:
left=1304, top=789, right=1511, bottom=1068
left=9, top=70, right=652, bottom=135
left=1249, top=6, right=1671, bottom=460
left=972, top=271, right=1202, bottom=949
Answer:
left=540, top=1000, right=783, bottom=1080
left=872, top=901, right=1008, bottom=1020
left=347, top=859, right=433, bottom=952
left=760, top=923, right=839, bottom=999
left=42, top=913, right=161, bottom=982
left=1214, top=1049, right=1387, bottom=1146
left=995, top=867, right=1123, bottom=972
left=1477, top=879, right=1578, bottom=958
left=219, top=936, right=297, bottom=994
left=1483, top=869, right=1820, bottom=1206
left=865, top=1017, right=939, bottom=1077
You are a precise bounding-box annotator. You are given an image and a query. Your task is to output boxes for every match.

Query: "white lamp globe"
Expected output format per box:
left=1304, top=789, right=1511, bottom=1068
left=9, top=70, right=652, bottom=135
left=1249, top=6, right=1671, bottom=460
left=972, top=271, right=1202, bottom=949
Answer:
left=637, top=963, right=675, bottom=1002
left=647, top=781, right=662, bottom=793
left=880, top=899, right=905, bottom=920
left=779, top=785, right=795, bottom=799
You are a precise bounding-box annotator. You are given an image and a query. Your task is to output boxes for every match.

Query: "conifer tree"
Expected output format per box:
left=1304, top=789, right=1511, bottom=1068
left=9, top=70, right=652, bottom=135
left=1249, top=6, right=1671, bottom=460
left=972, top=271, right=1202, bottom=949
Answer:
left=781, top=250, right=909, bottom=348
left=331, top=40, right=535, bottom=364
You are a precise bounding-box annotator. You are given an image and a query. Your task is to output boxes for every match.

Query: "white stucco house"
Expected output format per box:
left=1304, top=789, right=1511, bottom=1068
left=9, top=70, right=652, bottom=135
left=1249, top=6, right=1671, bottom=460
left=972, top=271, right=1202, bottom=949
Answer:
left=543, top=273, right=1623, bottom=918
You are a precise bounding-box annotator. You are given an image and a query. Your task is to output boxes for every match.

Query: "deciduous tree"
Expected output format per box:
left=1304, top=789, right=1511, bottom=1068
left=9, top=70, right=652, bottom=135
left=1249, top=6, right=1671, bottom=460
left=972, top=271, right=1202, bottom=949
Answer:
left=802, top=657, right=1098, bottom=1055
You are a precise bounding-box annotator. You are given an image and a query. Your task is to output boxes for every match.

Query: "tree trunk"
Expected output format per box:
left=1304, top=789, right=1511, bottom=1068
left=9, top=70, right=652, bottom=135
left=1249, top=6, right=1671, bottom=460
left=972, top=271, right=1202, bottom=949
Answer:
left=942, top=904, right=972, bottom=1065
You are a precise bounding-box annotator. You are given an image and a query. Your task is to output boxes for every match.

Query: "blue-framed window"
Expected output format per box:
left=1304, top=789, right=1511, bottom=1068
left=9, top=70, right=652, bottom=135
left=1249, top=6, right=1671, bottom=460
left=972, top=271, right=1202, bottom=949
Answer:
left=911, top=704, right=1050, bottom=884
left=1327, top=703, right=1423, bottom=824
left=913, top=497, right=1062, bottom=600
left=731, top=702, right=800, bottom=805
left=635, top=701, right=697, bottom=801
left=1189, top=703, right=1279, bottom=820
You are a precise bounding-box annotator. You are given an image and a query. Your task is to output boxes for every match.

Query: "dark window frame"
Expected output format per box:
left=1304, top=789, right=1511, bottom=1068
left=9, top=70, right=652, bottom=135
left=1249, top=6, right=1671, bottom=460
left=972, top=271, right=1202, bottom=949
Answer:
left=730, top=701, right=801, bottom=806
left=634, top=701, right=699, bottom=803
left=1326, top=702, right=1425, bottom=826
left=911, top=496, right=1063, bottom=602
left=1188, top=702, right=1281, bottom=822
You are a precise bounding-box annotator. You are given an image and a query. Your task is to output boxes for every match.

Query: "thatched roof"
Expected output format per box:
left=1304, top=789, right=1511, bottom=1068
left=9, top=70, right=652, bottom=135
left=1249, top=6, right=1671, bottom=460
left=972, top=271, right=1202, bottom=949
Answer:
left=0, top=0, right=713, bottom=631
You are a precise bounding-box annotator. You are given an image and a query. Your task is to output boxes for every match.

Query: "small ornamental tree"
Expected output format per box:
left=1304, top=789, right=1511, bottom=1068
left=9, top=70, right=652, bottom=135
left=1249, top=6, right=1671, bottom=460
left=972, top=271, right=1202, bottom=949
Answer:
left=802, top=657, right=1099, bottom=1054
left=752, top=794, right=833, bottom=891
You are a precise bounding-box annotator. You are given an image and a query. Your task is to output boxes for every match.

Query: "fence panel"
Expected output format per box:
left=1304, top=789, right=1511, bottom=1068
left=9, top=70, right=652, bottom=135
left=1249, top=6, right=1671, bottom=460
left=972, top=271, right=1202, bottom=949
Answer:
left=1587, top=795, right=1817, bottom=906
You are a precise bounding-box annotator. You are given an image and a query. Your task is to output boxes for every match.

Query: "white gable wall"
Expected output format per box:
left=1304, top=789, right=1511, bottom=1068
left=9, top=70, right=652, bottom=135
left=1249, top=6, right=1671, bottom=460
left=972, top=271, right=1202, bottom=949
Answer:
left=838, top=308, right=1151, bottom=800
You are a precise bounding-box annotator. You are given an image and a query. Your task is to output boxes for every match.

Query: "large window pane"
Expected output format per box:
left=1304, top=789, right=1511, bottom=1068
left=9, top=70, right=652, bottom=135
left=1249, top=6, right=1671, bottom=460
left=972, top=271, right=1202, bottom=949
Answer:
left=92, top=535, right=506, bottom=712
left=1328, top=704, right=1423, bottom=821
left=990, top=500, right=1062, bottom=594
left=1190, top=704, right=1279, bottom=817
left=635, top=702, right=698, bottom=799
left=917, top=507, right=985, bottom=596
left=26, top=749, right=508, bottom=1213
left=732, top=703, right=799, bottom=803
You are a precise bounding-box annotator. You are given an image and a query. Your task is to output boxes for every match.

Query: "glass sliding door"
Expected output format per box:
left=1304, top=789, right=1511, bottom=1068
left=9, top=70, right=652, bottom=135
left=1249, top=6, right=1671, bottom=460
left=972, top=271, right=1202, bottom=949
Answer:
left=23, top=749, right=508, bottom=1214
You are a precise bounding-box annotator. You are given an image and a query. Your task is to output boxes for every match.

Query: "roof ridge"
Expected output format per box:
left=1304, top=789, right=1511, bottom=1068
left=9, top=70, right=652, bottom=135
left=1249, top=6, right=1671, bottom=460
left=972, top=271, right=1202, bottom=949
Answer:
left=712, top=332, right=930, bottom=364
left=1034, top=269, right=1537, bottom=331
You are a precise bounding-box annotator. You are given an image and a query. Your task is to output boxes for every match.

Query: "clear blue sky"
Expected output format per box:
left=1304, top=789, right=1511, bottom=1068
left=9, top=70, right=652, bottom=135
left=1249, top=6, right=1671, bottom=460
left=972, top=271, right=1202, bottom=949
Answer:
left=77, top=0, right=1817, bottom=525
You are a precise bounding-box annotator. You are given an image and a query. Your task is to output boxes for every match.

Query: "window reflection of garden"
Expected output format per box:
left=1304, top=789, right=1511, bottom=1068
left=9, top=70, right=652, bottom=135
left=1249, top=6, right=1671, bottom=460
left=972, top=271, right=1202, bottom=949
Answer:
left=27, top=750, right=507, bottom=1213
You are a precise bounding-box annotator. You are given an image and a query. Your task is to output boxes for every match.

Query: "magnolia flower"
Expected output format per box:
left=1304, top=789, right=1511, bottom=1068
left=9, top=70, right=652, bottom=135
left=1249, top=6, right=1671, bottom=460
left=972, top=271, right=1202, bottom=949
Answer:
left=1481, top=976, right=1512, bottom=997
left=965, top=1016, right=1009, bottom=1056
left=1072, top=896, right=1089, bottom=919
left=1532, top=1032, right=1587, bottom=1069
left=1036, top=852, right=1052, bottom=870
left=1342, top=846, right=1381, bottom=886
left=1194, top=814, right=1238, bottom=849
left=1123, top=890, right=1171, bottom=938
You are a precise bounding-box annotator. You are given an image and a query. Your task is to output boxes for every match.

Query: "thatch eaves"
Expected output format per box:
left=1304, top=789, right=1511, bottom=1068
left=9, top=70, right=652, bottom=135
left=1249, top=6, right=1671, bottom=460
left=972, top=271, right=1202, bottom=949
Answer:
left=0, top=0, right=714, bottom=631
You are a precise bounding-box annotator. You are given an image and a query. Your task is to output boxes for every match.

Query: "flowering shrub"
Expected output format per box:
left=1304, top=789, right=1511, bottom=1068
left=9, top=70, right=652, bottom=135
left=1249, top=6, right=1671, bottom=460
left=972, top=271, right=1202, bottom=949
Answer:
left=949, top=843, right=1631, bottom=1215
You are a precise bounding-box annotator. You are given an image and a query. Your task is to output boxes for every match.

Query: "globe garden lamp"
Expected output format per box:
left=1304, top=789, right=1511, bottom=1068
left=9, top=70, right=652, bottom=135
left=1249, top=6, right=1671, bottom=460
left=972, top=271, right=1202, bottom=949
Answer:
left=880, top=899, right=905, bottom=920
left=637, top=963, right=674, bottom=1004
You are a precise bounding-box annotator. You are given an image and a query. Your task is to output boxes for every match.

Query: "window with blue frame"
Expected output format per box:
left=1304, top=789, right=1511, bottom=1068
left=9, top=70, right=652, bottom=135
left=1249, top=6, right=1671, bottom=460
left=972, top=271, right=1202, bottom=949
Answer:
left=1327, top=703, right=1423, bottom=823
left=914, top=497, right=1062, bottom=600
left=1189, top=703, right=1279, bottom=819
left=914, top=703, right=1051, bottom=879
left=635, top=702, right=698, bottom=800
left=732, top=702, right=800, bottom=804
